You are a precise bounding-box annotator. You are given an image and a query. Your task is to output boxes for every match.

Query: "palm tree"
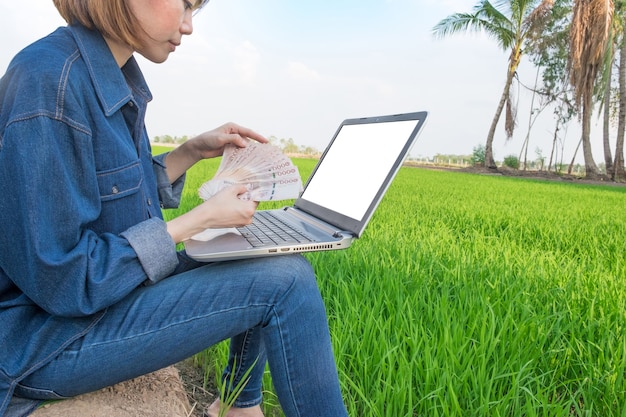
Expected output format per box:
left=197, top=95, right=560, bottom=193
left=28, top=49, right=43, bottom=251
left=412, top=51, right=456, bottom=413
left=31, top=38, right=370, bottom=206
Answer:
left=614, top=35, right=626, bottom=180
left=614, top=0, right=626, bottom=181
left=433, top=0, right=555, bottom=168
left=600, top=44, right=614, bottom=178
left=568, top=0, right=614, bottom=178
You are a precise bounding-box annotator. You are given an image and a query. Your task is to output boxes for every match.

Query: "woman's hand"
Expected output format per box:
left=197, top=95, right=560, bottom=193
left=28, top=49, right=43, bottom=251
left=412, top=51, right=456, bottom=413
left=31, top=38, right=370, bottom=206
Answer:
left=164, top=122, right=268, bottom=183
left=166, top=184, right=257, bottom=244
left=188, top=122, right=268, bottom=160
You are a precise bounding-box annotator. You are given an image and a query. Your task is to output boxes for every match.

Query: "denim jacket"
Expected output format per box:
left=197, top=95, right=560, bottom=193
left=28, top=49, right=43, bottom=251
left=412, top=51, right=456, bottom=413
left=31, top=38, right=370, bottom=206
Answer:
left=0, top=25, right=185, bottom=415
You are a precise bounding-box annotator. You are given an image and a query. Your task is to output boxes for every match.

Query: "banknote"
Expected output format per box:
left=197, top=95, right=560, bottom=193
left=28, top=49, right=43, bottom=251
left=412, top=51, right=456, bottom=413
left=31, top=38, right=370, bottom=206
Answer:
left=198, top=142, right=303, bottom=202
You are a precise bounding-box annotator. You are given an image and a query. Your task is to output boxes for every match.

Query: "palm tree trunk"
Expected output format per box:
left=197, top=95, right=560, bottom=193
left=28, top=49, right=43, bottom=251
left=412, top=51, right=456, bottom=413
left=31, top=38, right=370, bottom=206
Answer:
left=614, top=32, right=626, bottom=181
left=568, top=137, right=583, bottom=174
left=485, top=47, right=521, bottom=169
left=581, top=92, right=600, bottom=178
left=548, top=121, right=559, bottom=172
left=485, top=77, right=512, bottom=169
left=603, top=54, right=614, bottom=177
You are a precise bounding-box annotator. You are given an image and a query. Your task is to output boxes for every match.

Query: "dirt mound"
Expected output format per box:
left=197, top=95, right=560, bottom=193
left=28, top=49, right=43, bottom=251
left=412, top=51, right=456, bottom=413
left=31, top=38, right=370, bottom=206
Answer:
left=31, top=366, right=192, bottom=417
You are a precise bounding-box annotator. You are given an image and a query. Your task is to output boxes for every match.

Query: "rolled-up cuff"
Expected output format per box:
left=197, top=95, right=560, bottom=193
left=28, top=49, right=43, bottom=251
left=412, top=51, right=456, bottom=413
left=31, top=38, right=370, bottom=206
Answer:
left=121, top=218, right=178, bottom=283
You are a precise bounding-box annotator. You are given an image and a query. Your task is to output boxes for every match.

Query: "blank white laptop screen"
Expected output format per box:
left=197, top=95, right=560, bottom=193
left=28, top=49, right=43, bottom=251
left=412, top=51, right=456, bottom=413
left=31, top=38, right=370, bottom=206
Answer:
left=299, top=119, right=419, bottom=221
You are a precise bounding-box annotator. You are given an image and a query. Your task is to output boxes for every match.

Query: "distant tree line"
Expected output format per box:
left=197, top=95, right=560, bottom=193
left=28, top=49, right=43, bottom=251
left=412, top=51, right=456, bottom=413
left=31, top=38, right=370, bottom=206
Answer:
left=267, top=136, right=320, bottom=156
left=152, top=134, right=321, bottom=156
left=411, top=144, right=586, bottom=173
left=152, top=135, right=189, bottom=145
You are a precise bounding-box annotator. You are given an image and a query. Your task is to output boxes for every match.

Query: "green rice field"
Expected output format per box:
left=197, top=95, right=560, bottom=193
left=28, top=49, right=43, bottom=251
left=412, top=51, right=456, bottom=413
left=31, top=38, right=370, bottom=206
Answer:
left=154, top=146, right=626, bottom=416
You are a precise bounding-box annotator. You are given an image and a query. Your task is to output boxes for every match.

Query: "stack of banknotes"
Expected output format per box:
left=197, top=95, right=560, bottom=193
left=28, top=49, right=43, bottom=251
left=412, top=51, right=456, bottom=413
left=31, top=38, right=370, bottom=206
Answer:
left=198, top=141, right=303, bottom=202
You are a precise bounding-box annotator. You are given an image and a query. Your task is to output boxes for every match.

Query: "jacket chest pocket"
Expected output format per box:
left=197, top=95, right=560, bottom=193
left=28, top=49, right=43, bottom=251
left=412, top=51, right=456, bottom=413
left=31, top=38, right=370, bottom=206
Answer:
left=97, top=161, right=143, bottom=202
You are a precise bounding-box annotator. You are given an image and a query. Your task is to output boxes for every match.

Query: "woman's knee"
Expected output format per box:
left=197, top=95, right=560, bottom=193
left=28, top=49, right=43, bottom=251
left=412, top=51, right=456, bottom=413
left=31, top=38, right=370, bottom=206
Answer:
left=278, top=254, right=314, bottom=277
left=247, top=255, right=321, bottom=309
left=241, top=253, right=311, bottom=276
left=190, top=255, right=321, bottom=313
left=270, top=255, right=317, bottom=290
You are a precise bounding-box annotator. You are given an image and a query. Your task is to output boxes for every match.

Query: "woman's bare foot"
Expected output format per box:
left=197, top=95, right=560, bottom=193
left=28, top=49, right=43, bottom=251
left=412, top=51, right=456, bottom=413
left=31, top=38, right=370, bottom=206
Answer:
left=205, top=398, right=264, bottom=417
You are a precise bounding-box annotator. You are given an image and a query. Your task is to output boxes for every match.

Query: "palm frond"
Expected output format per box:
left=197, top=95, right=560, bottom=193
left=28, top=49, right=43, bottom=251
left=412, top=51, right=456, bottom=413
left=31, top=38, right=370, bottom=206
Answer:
left=478, top=0, right=516, bottom=30
left=569, top=0, right=615, bottom=109
left=432, top=0, right=516, bottom=50
left=432, top=13, right=485, bottom=38
left=481, top=0, right=543, bottom=48
left=594, top=27, right=617, bottom=107
left=480, top=19, right=517, bottom=49
left=496, top=0, right=540, bottom=23
left=523, top=0, right=556, bottom=37
left=477, top=0, right=509, bottom=21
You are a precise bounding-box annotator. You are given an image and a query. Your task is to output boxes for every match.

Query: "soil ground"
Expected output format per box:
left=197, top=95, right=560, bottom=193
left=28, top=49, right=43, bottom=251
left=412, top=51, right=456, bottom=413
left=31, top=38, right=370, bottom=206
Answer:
left=411, top=162, right=626, bottom=188
left=177, top=359, right=218, bottom=417
left=30, top=360, right=215, bottom=417
left=30, top=365, right=198, bottom=417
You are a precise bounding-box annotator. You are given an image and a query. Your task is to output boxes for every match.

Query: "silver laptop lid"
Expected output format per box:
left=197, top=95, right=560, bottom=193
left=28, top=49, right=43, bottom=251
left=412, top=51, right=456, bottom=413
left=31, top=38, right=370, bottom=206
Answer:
left=294, top=111, right=428, bottom=237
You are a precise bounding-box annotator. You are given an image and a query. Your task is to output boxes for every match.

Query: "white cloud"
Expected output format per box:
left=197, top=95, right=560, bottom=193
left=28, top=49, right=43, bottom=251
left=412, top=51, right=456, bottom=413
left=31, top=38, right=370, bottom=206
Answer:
left=286, top=62, right=321, bottom=81
left=234, top=41, right=261, bottom=84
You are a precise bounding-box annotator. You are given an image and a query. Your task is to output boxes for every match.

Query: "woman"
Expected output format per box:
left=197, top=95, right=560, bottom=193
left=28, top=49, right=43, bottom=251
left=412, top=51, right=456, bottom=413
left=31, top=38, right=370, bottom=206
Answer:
left=0, top=1, right=349, bottom=416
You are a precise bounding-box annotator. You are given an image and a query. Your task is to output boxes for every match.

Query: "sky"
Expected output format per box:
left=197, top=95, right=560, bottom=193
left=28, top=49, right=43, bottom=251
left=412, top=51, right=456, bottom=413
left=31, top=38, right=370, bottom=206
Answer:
left=0, top=1, right=611, bottom=164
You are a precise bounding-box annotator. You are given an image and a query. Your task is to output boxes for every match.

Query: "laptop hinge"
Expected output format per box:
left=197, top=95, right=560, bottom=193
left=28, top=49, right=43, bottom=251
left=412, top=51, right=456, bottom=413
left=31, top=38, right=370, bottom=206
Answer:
left=283, top=207, right=346, bottom=238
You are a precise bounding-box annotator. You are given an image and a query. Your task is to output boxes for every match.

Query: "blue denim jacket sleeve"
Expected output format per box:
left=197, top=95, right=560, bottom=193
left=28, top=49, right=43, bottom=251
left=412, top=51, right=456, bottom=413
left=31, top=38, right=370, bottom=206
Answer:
left=153, top=152, right=186, bottom=209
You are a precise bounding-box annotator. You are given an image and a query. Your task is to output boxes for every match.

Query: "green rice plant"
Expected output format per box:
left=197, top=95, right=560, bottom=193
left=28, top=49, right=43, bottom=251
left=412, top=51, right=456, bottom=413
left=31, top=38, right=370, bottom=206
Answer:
left=153, top=146, right=626, bottom=416
left=216, top=356, right=258, bottom=417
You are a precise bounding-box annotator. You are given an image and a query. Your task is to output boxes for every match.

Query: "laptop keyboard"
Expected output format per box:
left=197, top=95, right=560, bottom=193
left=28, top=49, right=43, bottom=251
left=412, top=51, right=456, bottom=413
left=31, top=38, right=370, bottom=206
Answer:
left=237, top=211, right=315, bottom=247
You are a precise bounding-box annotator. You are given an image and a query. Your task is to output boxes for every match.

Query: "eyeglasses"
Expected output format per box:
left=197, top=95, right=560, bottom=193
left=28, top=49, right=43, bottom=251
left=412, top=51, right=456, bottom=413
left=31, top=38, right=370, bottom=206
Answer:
left=195, top=0, right=210, bottom=13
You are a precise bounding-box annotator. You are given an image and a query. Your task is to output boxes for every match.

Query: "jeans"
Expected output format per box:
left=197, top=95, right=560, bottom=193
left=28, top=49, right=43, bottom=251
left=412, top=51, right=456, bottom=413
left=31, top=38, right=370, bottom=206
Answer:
left=14, top=254, right=348, bottom=417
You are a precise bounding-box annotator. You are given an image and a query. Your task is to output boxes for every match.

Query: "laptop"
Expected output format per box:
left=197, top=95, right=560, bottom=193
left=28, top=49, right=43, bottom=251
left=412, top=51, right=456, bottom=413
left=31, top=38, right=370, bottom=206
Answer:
left=185, top=111, right=428, bottom=262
